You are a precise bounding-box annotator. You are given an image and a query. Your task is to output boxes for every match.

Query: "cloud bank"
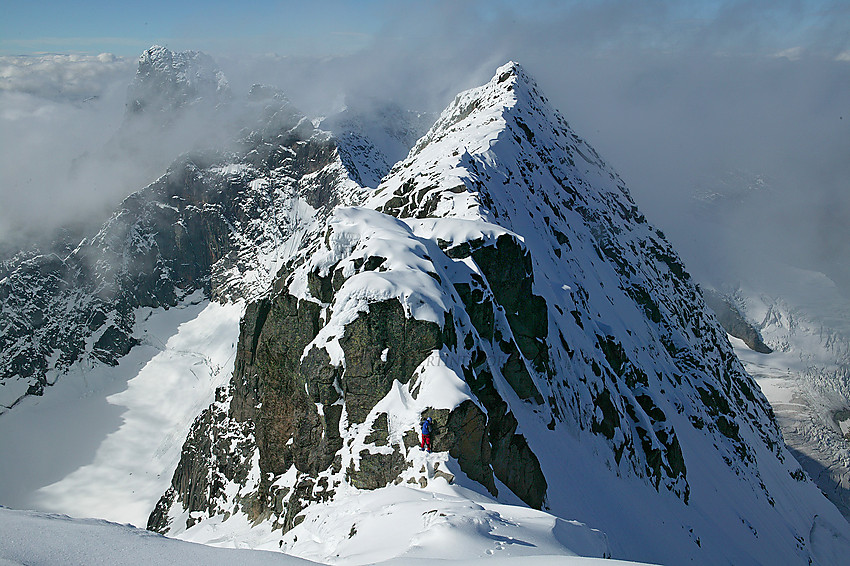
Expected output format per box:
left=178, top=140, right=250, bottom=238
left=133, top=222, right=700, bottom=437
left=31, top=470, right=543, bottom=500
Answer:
left=203, top=1, right=850, bottom=290
left=0, top=54, right=140, bottom=245
left=1, top=1, right=848, bottom=293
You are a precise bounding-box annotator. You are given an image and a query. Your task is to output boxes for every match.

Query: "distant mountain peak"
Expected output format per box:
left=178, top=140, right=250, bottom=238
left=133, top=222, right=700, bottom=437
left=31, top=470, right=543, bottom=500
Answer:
left=377, top=61, right=623, bottom=224
left=494, top=60, right=529, bottom=85
left=127, top=45, right=230, bottom=116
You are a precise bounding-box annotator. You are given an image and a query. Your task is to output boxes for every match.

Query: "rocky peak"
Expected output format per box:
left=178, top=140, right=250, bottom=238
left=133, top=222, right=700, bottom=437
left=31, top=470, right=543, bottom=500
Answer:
left=127, top=45, right=231, bottom=116
left=319, top=100, right=435, bottom=189
left=147, top=62, right=846, bottom=565
left=0, top=49, right=365, bottom=412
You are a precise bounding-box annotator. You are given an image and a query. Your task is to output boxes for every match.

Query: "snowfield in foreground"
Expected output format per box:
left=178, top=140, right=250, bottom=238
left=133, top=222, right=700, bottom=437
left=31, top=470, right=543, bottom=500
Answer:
left=0, top=506, right=317, bottom=566
left=0, top=482, right=654, bottom=566
left=176, top=478, right=613, bottom=564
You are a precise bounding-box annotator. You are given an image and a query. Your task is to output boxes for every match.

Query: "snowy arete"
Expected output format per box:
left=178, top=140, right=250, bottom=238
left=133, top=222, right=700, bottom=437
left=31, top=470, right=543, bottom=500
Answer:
left=2, top=53, right=850, bottom=565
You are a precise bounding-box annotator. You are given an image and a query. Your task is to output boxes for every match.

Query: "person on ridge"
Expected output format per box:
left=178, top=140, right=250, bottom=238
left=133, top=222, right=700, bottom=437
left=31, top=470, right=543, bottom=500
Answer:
left=420, top=417, right=433, bottom=453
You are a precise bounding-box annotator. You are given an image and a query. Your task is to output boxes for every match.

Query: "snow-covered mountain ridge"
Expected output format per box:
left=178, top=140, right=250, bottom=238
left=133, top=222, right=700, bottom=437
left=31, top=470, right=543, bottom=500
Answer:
left=3, top=49, right=850, bottom=565
left=143, top=62, right=850, bottom=564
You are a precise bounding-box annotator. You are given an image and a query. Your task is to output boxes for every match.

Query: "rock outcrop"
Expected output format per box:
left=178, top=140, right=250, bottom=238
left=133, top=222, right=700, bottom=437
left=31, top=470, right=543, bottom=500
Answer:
left=703, top=287, right=772, bottom=353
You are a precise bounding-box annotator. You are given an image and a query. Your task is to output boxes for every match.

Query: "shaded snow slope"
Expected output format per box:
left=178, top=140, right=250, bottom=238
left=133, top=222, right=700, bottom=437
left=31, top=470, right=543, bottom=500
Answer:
left=0, top=503, right=652, bottom=566
left=177, top=480, right=623, bottom=564
left=0, top=293, right=243, bottom=527
left=0, top=506, right=318, bottom=566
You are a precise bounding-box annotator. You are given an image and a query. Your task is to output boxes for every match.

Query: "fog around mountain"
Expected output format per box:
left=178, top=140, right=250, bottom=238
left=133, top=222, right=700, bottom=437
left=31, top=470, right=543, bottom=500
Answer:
left=2, top=2, right=848, bottom=276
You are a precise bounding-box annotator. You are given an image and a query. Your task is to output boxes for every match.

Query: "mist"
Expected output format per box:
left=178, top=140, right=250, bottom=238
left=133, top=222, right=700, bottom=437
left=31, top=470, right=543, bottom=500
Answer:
left=2, top=1, right=848, bottom=296
left=0, top=55, right=134, bottom=246
left=217, top=0, right=850, bottom=296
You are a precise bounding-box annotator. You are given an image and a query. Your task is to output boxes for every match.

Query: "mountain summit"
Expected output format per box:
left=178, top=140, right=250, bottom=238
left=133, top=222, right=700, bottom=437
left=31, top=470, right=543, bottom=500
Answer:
left=127, top=45, right=230, bottom=115
left=143, top=62, right=850, bottom=564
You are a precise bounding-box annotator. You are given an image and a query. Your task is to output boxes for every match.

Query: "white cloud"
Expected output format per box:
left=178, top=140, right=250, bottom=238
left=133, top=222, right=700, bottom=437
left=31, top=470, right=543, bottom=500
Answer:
left=0, top=53, right=133, bottom=101
left=2, top=2, right=849, bottom=295
left=0, top=54, right=142, bottom=245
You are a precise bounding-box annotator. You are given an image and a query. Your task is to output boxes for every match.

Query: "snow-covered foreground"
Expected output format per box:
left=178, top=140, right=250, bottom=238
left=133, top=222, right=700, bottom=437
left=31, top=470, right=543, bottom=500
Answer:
left=176, top=477, right=614, bottom=564
left=0, top=293, right=243, bottom=527
left=0, top=506, right=318, bottom=566
left=0, top=482, right=653, bottom=566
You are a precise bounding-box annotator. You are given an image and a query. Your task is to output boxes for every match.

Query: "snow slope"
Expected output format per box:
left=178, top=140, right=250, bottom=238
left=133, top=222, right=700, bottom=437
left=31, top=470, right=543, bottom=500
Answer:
left=173, top=478, right=621, bottom=564
left=679, top=168, right=850, bottom=524
left=0, top=506, right=318, bottom=566
left=0, top=293, right=243, bottom=527
left=0, top=504, right=653, bottom=566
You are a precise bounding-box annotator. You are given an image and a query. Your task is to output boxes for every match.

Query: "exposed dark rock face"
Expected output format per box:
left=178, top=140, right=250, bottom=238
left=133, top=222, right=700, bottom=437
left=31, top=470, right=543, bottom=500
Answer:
left=349, top=446, right=409, bottom=490
left=147, top=387, right=256, bottom=533
left=338, top=300, right=443, bottom=424
left=150, top=286, right=455, bottom=532
left=236, top=294, right=326, bottom=477
left=460, top=355, right=547, bottom=508
left=443, top=401, right=496, bottom=494
left=472, top=234, right=549, bottom=380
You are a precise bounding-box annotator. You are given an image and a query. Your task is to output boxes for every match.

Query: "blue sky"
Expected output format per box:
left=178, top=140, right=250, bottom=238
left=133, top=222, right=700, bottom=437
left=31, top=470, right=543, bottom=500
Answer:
left=2, top=0, right=847, bottom=59
left=0, top=0, right=391, bottom=56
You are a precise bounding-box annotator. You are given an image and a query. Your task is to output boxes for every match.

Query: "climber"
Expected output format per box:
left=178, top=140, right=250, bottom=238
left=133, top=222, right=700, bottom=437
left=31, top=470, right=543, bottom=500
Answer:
left=420, top=417, right=433, bottom=453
